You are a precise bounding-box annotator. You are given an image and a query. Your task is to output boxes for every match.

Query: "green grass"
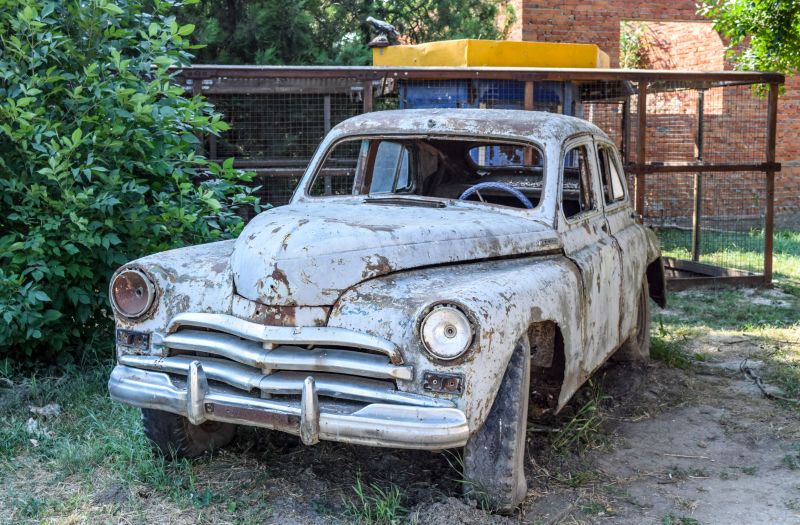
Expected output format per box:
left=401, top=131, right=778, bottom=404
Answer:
left=658, top=227, right=768, bottom=275
left=661, top=513, right=701, bottom=525
left=551, top=381, right=610, bottom=455
left=658, top=228, right=800, bottom=286
left=649, top=228, right=800, bottom=410
left=0, top=360, right=219, bottom=522
left=650, top=322, right=697, bottom=369
left=342, top=475, right=408, bottom=525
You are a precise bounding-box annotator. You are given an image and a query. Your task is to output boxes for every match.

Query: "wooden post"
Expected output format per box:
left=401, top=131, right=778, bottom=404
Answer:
left=362, top=80, right=373, bottom=113
left=635, top=81, right=647, bottom=216
left=764, top=82, right=778, bottom=284
left=691, top=90, right=705, bottom=262
left=323, top=95, right=332, bottom=133
left=524, top=81, right=534, bottom=110
left=622, top=98, right=630, bottom=165
left=524, top=81, right=534, bottom=164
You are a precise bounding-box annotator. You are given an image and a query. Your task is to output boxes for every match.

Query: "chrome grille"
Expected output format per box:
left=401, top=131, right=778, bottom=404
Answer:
left=133, top=313, right=448, bottom=408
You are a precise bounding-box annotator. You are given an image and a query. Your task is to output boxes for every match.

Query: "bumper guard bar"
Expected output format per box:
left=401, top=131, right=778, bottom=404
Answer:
left=109, top=364, right=469, bottom=450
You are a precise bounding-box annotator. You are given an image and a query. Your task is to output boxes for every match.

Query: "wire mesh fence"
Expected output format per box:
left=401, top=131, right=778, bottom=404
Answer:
left=177, top=67, right=780, bottom=284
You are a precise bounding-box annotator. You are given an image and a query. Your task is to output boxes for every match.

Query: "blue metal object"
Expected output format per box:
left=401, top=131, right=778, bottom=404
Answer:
left=458, top=182, right=534, bottom=209
left=399, top=79, right=581, bottom=116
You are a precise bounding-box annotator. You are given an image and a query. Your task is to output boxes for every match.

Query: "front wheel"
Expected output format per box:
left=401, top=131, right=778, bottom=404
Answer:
left=614, top=276, right=651, bottom=362
left=463, top=337, right=530, bottom=513
left=141, top=408, right=237, bottom=458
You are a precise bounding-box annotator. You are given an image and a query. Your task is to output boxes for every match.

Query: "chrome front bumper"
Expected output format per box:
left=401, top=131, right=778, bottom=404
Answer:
left=109, top=363, right=470, bottom=449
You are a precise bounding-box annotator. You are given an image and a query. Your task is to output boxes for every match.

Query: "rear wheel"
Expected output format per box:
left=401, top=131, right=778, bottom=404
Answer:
left=463, top=337, right=530, bottom=513
left=141, top=408, right=236, bottom=458
left=614, top=276, right=651, bottom=362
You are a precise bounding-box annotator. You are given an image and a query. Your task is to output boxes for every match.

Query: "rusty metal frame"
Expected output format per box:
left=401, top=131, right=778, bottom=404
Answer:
left=176, top=65, right=784, bottom=287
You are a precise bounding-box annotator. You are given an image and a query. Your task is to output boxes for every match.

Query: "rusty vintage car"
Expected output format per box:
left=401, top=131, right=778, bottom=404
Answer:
left=108, top=109, right=666, bottom=510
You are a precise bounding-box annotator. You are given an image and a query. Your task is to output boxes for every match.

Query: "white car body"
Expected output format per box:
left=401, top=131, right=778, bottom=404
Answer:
left=108, top=109, right=665, bottom=452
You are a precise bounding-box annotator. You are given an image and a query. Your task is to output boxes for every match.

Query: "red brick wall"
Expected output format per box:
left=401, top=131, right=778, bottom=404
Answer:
left=513, top=0, right=706, bottom=68
left=510, top=2, right=800, bottom=226
left=642, top=22, right=725, bottom=70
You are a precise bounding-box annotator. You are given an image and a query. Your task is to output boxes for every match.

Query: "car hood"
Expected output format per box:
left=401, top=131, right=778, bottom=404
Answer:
left=231, top=200, right=560, bottom=306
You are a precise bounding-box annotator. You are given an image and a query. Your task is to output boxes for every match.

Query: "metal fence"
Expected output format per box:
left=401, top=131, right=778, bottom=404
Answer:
left=177, top=66, right=783, bottom=287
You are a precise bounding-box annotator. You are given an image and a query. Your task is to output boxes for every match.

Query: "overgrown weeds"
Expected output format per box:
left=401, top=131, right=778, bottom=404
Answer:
left=650, top=322, right=696, bottom=369
left=342, top=475, right=408, bottom=524
left=441, top=450, right=496, bottom=512
left=551, top=381, right=610, bottom=455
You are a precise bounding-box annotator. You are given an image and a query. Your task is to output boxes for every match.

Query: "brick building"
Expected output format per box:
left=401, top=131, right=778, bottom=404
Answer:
left=506, top=0, right=799, bottom=226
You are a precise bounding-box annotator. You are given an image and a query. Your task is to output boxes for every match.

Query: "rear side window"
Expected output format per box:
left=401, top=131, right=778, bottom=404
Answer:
left=561, top=144, right=595, bottom=219
left=597, top=145, right=626, bottom=205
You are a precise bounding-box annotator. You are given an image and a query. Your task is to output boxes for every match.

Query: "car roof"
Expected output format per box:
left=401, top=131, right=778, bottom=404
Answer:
left=329, top=108, right=604, bottom=144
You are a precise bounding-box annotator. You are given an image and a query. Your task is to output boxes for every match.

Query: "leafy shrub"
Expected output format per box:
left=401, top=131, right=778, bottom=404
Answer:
left=0, top=0, right=258, bottom=361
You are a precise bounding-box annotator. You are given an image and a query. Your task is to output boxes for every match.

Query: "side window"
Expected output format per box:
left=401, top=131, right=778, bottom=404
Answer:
left=561, top=144, right=596, bottom=219
left=597, top=145, right=626, bottom=205
left=308, top=139, right=364, bottom=196
left=368, top=141, right=413, bottom=194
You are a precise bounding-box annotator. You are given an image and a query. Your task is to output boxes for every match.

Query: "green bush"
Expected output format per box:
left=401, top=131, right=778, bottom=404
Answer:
left=0, top=0, right=258, bottom=361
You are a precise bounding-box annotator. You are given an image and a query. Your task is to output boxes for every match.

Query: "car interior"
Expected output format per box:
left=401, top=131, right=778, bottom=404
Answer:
left=308, top=137, right=549, bottom=210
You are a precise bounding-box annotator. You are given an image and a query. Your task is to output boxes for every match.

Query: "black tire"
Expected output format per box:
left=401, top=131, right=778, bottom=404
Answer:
left=463, top=337, right=530, bottom=513
left=141, top=408, right=236, bottom=458
left=614, top=276, right=651, bottom=362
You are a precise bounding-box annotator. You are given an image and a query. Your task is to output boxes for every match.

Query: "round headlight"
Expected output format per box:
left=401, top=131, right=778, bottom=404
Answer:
left=110, top=269, right=155, bottom=318
left=420, top=305, right=473, bottom=361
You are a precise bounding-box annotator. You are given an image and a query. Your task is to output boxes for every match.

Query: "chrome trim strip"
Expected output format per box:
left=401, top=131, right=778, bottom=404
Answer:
left=167, top=312, right=401, bottom=363
left=108, top=365, right=469, bottom=449
left=120, top=354, right=266, bottom=391
left=162, top=329, right=412, bottom=381
left=118, top=355, right=451, bottom=408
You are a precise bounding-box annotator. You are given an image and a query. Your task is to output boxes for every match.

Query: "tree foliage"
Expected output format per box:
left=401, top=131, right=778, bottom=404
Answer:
left=0, top=0, right=258, bottom=361
left=699, top=0, right=800, bottom=72
left=177, top=0, right=516, bottom=65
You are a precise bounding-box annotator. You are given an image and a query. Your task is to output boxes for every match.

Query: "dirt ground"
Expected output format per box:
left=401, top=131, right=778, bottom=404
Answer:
left=2, top=293, right=799, bottom=524
left=88, top=335, right=800, bottom=523
left=518, top=341, right=800, bottom=525
left=222, top=331, right=800, bottom=524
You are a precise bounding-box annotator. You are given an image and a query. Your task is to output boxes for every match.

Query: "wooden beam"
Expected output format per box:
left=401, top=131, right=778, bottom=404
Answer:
left=175, top=65, right=786, bottom=84
left=764, top=82, right=779, bottom=284
left=626, top=162, right=780, bottom=174
left=635, top=81, right=647, bottom=216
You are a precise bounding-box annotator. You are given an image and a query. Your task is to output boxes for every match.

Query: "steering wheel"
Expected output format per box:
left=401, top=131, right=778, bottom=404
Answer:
left=458, top=181, right=534, bottom=209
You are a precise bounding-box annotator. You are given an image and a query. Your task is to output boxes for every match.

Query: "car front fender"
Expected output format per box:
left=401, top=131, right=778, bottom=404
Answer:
left=329, top=255, right=585, bottom=433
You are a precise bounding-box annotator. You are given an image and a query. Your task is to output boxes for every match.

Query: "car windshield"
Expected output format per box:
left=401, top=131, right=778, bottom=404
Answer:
left=307, top=137, right=545, bottom=210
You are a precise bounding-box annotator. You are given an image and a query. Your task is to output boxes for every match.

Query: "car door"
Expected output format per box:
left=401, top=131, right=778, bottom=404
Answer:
left=595, top=139, right=649, bottom=342
left=557, top=138, right=622, bottom=373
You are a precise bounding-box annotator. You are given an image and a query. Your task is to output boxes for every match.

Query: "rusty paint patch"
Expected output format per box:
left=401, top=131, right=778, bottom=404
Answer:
left=270, top=266, right=290, bottom=289
left=250, top=304, right=330, bottom=327
left=361, top=254, right=393, bottom=279
left=209, top=403, right=300, bottom=428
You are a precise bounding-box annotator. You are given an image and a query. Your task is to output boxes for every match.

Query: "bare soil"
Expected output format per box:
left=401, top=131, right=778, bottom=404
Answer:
left=515, top=334, right=800, bottom=525
left=2, top=334, right=798, bottom=524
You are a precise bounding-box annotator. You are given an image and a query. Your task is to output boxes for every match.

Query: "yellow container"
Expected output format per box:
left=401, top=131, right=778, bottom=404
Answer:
left=372, top=39, right=609, bottom=69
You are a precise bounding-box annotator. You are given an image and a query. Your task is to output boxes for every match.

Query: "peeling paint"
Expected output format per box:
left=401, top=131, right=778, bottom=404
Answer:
left=108, top=110, right=662, bottom=451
